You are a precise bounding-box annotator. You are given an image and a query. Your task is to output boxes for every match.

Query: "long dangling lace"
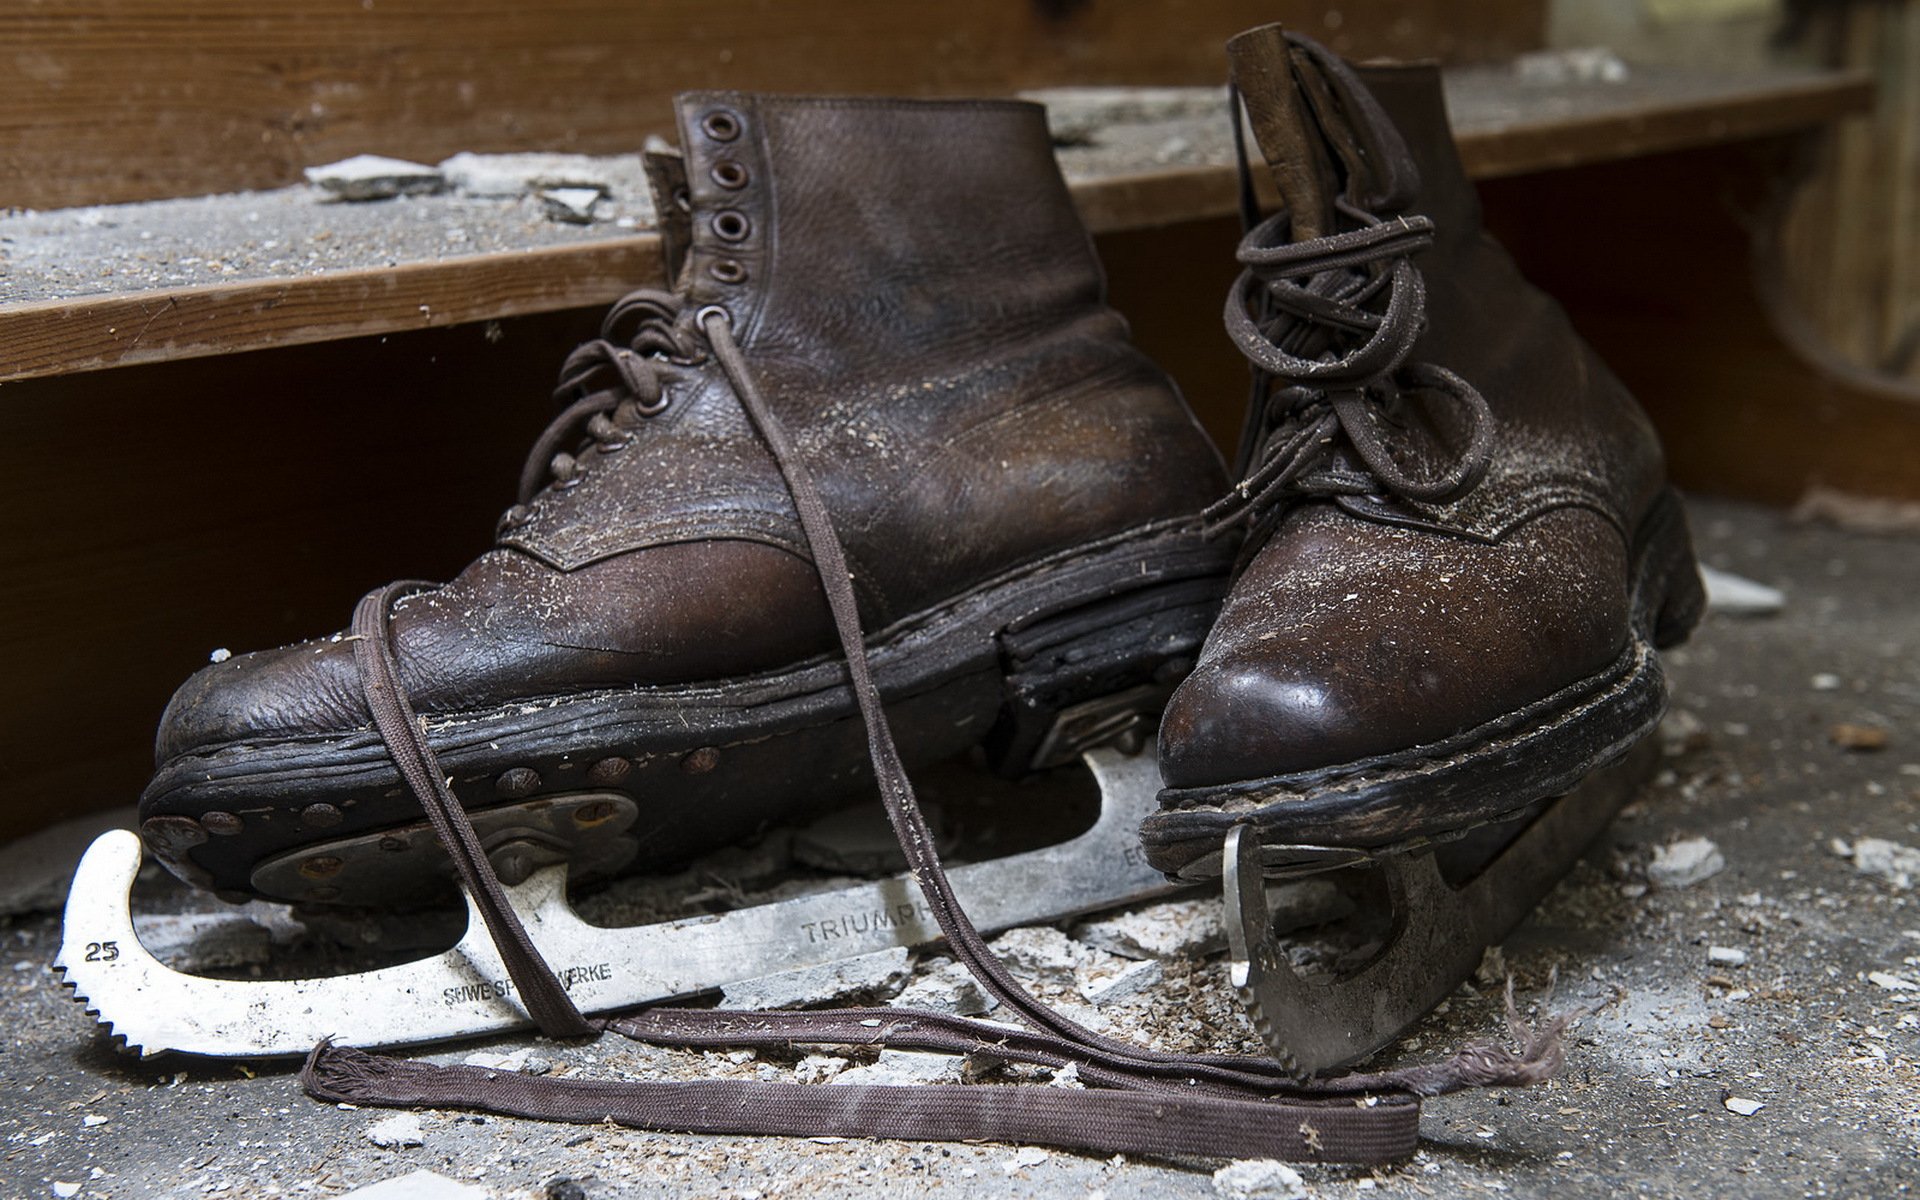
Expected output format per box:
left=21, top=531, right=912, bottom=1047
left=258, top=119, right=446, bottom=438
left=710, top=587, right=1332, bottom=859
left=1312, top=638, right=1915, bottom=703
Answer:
left=304, top=300, right=1564, bottom=1163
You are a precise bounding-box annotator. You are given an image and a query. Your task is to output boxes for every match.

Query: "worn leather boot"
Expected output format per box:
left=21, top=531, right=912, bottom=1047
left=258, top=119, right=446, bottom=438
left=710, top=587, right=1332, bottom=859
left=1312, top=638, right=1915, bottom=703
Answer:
left=142, top=94, right=1231, bottom=904
left=1140, top=30, right=1704, bottom=879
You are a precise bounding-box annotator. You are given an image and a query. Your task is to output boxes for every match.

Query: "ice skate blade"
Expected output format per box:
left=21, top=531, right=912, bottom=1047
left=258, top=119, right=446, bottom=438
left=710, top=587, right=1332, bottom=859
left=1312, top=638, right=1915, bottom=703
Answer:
left=1224, top=737, right=1658, bottom=1078
left=55, top=747, right=1176, bottom=1059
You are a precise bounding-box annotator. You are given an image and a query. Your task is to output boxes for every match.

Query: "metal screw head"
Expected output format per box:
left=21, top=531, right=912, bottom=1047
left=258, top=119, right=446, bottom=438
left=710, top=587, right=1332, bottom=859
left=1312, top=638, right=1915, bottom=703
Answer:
left=300, top=803, right=344, bottom=830
left=573, top=801, right=619, bottom=828
left=298, top=855, right=345, bottom=880
left=681, top=746, right=722, bottom=775
left=497, top=767, right=543, bottom=798
left=201, top=811, right=244, bottom=836
left=492, top=843, right=537, bottom=886
left=141, top=816, right=208, bottom=852
left=585, top=756, right=632, bottom=786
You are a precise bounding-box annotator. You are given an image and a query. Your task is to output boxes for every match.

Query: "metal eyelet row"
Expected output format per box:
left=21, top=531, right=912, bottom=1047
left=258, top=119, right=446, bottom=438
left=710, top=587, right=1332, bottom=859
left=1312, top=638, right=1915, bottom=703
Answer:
left=701, top=107, right=751, bottom=286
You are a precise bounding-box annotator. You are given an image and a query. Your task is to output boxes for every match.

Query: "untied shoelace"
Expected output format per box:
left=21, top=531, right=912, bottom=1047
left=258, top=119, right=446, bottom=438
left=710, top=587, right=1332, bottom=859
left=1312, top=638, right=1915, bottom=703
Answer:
left=302, top=303, right=1563, bottom=1164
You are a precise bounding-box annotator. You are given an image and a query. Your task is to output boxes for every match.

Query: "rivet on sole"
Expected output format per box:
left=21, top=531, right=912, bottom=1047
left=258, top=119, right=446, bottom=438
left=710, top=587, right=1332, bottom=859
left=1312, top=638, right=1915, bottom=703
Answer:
left=200, top=811, right=245, bottom=836
left=141, top=816, right=208, bottom=852
left=586, top=756, right=632, bottom=786
left=298, top=855, right=345, bottom=880
left=300, top=802, right=344, bottom=830
left=497, top=766, right=543, bottom=797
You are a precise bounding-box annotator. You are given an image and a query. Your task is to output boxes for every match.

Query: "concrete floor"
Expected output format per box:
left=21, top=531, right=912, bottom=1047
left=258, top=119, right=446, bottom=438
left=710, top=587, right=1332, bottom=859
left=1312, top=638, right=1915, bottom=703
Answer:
left=3, top=495, right=1917, bottom=1199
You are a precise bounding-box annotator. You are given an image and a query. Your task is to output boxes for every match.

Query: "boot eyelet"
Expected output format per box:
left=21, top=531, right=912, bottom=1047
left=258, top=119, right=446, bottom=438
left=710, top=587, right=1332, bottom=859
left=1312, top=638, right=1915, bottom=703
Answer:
left=709, top=259, right=747, bottom=284
left=712, top=209, right=751, bottom=243
left=701, top=110, right=742, bottom=142
left=710, top=160, right=749, bottom=189
left=594, top=434, right=634, bottom=454
left=632, top=393, right=671, bottom=416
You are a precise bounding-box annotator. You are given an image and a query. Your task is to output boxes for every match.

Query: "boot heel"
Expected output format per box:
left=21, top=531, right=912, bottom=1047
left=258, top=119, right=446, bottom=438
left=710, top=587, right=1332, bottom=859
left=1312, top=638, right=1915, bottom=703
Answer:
left=981, top=575, right=1226, bottom=776
left=1636, top=488, right=1706, bottom=650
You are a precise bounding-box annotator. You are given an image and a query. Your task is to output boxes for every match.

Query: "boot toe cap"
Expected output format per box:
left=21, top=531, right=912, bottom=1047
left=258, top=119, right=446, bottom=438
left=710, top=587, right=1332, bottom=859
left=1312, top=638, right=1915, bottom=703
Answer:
left=154, top=637, right=367, bottom=764
left=1157, top=508, right=1632, bottom=792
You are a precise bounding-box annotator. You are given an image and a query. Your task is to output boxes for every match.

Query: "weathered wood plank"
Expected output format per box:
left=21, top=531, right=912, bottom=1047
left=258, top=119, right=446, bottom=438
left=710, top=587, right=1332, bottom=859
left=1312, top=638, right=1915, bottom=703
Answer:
left=0, top=68, right=1873, bottom=386
left=0, top=0, right=1546, bottom=211
left=1, top=239, right=661, bottom=381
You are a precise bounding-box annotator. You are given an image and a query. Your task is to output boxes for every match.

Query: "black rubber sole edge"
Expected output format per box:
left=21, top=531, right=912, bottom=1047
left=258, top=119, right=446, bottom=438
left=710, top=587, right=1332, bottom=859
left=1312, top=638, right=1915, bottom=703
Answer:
left=143, top=518, right=1231, bottom=901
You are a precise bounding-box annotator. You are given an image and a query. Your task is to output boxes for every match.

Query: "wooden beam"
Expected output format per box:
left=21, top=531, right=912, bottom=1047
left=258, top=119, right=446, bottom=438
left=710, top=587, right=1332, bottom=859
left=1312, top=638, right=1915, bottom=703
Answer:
left=0, top=67, right=1873, bottom=386
left=1, top=239, right=660, bottom=382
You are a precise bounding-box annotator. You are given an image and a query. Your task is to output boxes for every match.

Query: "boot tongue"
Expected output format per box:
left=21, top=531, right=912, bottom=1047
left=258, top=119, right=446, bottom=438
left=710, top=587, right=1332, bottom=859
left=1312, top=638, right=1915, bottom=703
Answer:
left=1227, top=25, right=1422, bottom=235
left=641, top=136, right=693, bottom=287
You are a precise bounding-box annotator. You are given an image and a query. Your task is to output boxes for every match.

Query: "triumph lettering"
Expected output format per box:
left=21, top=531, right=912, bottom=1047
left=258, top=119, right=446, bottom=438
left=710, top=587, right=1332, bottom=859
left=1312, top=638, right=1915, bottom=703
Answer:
left=798, top=900, right=929, bottom=945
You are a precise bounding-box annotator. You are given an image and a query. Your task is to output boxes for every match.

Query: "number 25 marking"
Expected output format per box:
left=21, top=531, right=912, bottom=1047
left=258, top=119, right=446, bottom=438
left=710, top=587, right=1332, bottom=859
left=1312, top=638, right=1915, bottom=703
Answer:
left=84, top=941, right=119, bottom=962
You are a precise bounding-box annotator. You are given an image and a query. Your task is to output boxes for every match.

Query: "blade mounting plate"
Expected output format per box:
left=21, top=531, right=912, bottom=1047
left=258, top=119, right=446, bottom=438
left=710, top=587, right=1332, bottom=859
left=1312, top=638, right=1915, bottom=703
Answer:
left=56, top=747, right=1176, bottom=1058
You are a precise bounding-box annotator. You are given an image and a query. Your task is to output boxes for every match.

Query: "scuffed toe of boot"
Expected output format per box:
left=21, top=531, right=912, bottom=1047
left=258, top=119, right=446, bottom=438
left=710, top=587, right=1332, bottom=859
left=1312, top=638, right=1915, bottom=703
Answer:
left=154, top=636, right=369, bottom=765
left=1145, top=506, right=1674, bottom=877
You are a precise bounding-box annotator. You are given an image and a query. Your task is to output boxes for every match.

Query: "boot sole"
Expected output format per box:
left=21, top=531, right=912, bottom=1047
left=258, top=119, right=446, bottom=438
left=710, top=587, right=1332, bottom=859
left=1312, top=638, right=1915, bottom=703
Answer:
left=1140, top=489, right=1705, bottom=881
left=141, top=518, right=1230, bottom=904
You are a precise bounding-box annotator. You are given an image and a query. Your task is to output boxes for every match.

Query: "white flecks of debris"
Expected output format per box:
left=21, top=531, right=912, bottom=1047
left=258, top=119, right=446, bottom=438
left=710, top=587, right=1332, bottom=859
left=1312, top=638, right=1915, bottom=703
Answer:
left=1698, top=565, right=1785, bottom=616
left=461, top=1047, right=550, bottom=1075
left=793, top=1054, right=849, bottom=1084
left=894, top=957, right=997, bottom=1017
left=1840, top=837, right=1920, bottom=890
left=717, top=946, right=910, bottom=1010
left=830, top=1050, right=970, bottom=1087
left=364, top=1113, right=425, bottom=1148
left=1514, top=46, right=1631, bottom=85
left=1649, top=837, right=1726, bottom=889
left=1723, top=1095, right=1766, bottom=1117
left=304, top=155, right=445, bottom=201
left=337, top=1170, right=490, bottom=1200
left=437, top=151, right=614, bottom=198
left=52, top=1183, right=81, bottom=1199
left=209, top=647, right=232, bottom=663
left=1075, top=897, right=1226, bottom=960
left=1707, top=946, right=1749, bottom=967
left=1212, top=1158, right=1308, bottom=1198
left=1079, top=957, right=1165, bottom=1007
left=990, top=926, right=1091, bottom=987
left=1660, top=708, right=1710, bottom=757
left=539, top=187, right=605, bottom=225
left=1004, top=1146, right=1049, bottom=1174
left=1868, top=971, right=1918, bottom=992
left=1810, top=672, right=1842, bottom=691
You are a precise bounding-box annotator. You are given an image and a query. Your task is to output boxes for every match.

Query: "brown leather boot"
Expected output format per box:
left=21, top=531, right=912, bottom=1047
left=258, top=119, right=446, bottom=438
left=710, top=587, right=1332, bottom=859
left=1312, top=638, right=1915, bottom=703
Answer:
left=1141, top=30, right=1704, bottom=879
left=141, top=94, right=1230, bottom=904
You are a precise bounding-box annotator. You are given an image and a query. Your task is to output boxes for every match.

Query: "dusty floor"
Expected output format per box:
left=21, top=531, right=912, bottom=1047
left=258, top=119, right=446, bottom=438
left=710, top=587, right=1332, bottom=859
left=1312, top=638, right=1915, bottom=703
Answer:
left=3, top=494, right=1917, bottom=1199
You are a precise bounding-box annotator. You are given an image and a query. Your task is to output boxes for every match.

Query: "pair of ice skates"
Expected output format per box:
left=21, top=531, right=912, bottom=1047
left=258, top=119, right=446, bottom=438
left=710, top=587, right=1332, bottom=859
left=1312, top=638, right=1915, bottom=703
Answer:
left=58, top=25, right=1701, bottom=1163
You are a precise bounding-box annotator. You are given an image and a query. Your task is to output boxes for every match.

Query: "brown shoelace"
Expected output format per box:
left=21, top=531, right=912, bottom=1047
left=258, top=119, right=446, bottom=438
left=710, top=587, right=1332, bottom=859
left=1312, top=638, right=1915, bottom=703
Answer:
left=303, top=305, right=1562, bottom=1163
left=1207, top=39, right=1495, bottom=542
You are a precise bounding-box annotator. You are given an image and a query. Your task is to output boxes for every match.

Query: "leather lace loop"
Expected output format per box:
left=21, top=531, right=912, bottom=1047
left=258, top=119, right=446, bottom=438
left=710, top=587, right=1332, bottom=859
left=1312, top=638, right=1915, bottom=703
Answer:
left=1208, top=150, right=1495, bottom=541
left=515, top=288, right=708, bottom=505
